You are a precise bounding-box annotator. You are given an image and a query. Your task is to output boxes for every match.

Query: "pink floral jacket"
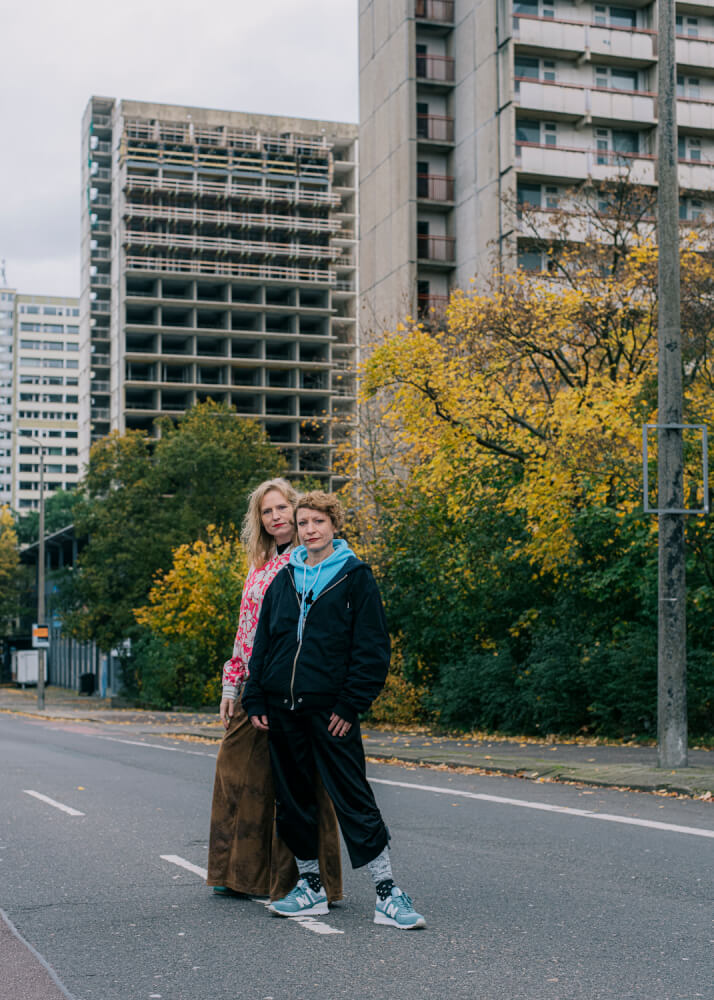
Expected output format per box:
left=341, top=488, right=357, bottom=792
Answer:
left=221, top=548, right=292, bottom=700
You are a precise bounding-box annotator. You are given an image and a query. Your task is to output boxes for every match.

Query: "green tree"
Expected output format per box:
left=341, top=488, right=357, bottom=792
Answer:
left=62, top=400, right=283, bottom=651
left=14, top=489, right=81, bottom=546
left=133, top=527, right=247, bottom=707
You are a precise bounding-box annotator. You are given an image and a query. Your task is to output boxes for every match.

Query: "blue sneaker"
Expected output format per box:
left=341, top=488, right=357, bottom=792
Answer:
left=374, top=887, right=426, bottom=929
left=268, top=878, right=328, bottom=917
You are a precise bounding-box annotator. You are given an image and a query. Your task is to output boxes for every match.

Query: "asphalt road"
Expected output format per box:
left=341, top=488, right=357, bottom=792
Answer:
left=1, top=713, right=712, bottom=1000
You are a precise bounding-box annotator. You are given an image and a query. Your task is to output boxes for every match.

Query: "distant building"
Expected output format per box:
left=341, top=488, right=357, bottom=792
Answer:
left=80, top=97, right=358, bottom=484
left=359, top=0, right=714, bottom=328
left=11, top=294, right=81, bottom=511
left=0, top=278, right=14, bottom=506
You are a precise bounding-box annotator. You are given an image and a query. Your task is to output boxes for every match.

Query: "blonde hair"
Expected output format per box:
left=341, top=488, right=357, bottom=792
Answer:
left=295, top=491, right=345, bottom=532
left=241, top=478, right=298, bottom=568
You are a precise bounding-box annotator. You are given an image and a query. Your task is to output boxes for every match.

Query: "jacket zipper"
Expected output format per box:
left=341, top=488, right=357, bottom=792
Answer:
left=288, top=571, right=349, bottom=710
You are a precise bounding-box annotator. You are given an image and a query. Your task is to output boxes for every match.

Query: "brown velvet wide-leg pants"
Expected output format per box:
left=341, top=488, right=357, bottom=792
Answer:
left=206, top=706, right=343, bottom=902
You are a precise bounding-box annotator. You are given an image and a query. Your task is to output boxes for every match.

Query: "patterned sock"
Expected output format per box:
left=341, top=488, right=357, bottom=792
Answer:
left=375, top=878, right=396, bottom=901
left=302, top=872, right=323, bottom=893
left=296, top=858, right=321, bottom=877
left=366, top=845, right=393, bottom=886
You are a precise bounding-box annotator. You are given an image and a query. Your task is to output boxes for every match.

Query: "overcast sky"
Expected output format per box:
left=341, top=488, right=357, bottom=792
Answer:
left=0, top=0, right=358, bottom=298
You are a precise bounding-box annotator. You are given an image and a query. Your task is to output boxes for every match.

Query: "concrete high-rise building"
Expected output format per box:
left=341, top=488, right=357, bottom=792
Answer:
left=80, top=98, right=358, bottom=483
left=0, top=275, right=14, bottom=506
left=359, top=0, right=714, bottom=328
left=11, top=295, right=81, bottom=511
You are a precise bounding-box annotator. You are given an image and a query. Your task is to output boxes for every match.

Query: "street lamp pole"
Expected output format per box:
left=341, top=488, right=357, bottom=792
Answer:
left=15, top=431, right=47, bottom=710
left=37, top=444, right=46, bottom=711
left=656, top=0, right=687, bottom=767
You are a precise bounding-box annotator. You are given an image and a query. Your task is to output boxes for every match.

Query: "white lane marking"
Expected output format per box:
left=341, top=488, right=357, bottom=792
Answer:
left=160, top=855, right=343, bottom=935
left=161, top=854, right=208, bottom=879
left=95, top=735, right=216, bottom=757
left=369, top=778, right=714, bottom=840
left=22, top=790, right=84, bottom=817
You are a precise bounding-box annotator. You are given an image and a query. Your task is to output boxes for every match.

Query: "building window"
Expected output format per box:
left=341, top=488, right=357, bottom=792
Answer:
left=515, top=56, right=540, bottom=82
left=676, top=15, right=698, bottom=37
left=595, top=66, right=638, bottom=92
left=516, top=119, right=541, bottom=145
left=678, top=136, right=702, bottom=161
left=594, top=5, right=636, bottom=29
left=518, top=248, right=544, bottom=272
left=596, top=128, right=639, bottom=164
left=517, top=182, right=542, bottom=212
left=677, top=76, right=700, bottom=99
left=679, top=198, right=705, bottom=222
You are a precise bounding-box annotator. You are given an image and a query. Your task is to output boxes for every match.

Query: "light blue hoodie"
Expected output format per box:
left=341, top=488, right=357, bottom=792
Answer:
left=289, top=538, right=356, bottom=640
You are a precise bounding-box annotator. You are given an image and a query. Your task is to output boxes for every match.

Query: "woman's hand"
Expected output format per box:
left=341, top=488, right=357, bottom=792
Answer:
left=220, top=696, right=235, bottom=729
left=328, top=713, right=352, bottom=738
left=250, top=714, right=269, bottom=731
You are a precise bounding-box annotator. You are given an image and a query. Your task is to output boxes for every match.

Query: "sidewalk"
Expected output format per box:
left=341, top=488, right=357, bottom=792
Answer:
left=1, top=684, right=712, bottom=799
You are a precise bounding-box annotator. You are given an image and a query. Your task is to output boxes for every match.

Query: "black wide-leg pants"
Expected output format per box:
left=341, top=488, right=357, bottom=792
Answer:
left=268, top=707, right=389, bottom=870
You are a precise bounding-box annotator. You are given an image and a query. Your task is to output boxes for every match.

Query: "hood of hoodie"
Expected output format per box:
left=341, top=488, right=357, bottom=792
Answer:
left=289, top=537, right=356, bottom=603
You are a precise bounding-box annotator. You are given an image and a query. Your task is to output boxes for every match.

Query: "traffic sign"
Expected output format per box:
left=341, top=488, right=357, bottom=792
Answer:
left=32, top=623, right=49, bottom=649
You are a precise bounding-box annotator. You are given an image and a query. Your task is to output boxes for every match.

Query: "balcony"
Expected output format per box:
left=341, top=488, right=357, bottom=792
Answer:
left=417, top=173, right=455, bottom=202
left=516, top=79, right=586, bottom=118
left=677, top=97, right=714, bottom=133
left=517, top=142, right=589, bottom=182
left=417, top=294, right=449, bottom=316
left=675, top=35, right=714, bottom=72
left=588, top=24, right=655, bottom=62
left=513, top=14, right=655, bottom=63
left=678, top=161, right=714, bottom=191
left=417, top=113, right=454, bottom=144
left=417, top=235, right=455, bottom=263
left=516, top=142, right=656, bottom=185
left=415, top=0, right=454, bottom=23
left=513, top=14, right=585, bottom=57
left=589, top=87, right=657, bottom=127
left=416, top=53, right=455, bottom=85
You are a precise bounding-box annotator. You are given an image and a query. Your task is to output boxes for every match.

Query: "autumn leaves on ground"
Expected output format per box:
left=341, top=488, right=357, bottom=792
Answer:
left=3, top=181, right=712, bottom=743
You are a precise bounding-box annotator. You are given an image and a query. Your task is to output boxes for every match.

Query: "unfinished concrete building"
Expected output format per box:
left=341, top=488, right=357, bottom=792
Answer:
left=79, top=98, right=358, bottom=482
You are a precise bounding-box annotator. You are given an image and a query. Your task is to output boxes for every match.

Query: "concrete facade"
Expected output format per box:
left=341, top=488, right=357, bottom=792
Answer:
left=79, top=98, right=358, bottom=484
left=0, top=282, right=15, bottom=506
left=359, top=0, right=714, bottom=330
left=11, top=295, right=81, bottom=511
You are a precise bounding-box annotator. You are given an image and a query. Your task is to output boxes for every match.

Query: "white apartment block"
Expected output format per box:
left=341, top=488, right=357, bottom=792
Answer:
left=0, top=281, right=15, bottom=506
left=359, top=0, right=714, bottom=328
left=11, top=295, right=81, bottom=511
left=79, top=97, right=358, bottom=484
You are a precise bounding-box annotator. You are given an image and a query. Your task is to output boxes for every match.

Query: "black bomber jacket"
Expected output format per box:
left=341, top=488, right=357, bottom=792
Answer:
left=241, top=556, right=390, bottom=724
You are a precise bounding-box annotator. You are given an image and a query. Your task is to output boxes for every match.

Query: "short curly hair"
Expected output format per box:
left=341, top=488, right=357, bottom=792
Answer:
left=295, top=491, right=345, bottom=532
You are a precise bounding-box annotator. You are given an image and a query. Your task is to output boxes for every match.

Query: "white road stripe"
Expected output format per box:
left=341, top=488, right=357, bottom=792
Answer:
left=160, top=854, right=208, bottom=879
left=369, top=778, right=714, bottom=839
left=160, top=855, right=343, bottom=935
left=66, top=728, right=712, bottom=841
left=22, top=790, right=84, bottom=817
left=96, top=735, right=216, bottom=757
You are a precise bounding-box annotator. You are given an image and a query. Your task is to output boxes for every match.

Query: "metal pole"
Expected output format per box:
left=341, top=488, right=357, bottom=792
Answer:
left=37, top=444, right=46, bottom=711
left=657, top=0, right=687, bottom=767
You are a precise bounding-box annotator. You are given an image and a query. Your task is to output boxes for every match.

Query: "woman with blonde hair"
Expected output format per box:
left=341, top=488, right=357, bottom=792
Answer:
left=206, top=478, right=342, bottom=902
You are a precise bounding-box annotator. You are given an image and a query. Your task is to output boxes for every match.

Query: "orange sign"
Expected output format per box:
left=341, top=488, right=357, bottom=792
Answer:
left=32, top=623, right=49, bottom=649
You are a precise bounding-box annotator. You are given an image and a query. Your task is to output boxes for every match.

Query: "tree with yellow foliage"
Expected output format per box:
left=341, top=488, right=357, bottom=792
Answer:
left=133, top=527, right=247, bottom=707
left=354, top=184, right=714, bottom=738
left=0, top=505, right=21, bottom=631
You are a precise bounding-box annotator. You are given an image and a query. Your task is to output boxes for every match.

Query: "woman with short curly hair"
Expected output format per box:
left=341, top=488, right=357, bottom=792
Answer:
left=206, top=479, right=342, bottom=903
left=243, top=490, right=425, bottom=929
